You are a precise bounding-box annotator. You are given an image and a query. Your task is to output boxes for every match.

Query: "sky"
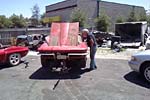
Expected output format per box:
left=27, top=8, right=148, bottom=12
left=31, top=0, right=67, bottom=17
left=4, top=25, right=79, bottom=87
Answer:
left=0, top=0, right=149, bottom=18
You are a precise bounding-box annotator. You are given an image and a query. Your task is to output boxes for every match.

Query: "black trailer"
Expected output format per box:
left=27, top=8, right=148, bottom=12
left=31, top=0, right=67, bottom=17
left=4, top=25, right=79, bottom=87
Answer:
left=115, top=21, right=147, bottom=45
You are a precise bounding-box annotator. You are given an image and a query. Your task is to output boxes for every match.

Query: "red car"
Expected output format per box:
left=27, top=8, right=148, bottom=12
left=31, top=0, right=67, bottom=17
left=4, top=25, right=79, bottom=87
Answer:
left=0, top=45, right=29, bottom=66
left=38, top=22, right=88, bottom=71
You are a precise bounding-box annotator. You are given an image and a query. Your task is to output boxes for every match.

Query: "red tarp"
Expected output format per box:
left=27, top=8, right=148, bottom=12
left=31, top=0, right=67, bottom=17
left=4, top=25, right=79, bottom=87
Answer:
left=38, top=22, right=87, bottom=53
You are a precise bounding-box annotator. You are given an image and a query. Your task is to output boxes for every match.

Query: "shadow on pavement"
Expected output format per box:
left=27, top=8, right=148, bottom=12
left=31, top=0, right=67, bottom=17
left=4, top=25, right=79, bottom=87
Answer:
left=0, top=60, right=28, bottom=70
left=124, top=71, right=150, bottom=89
left=29, top=67, right=91, bottom=80
left=0, top=64, right=12, bottom=70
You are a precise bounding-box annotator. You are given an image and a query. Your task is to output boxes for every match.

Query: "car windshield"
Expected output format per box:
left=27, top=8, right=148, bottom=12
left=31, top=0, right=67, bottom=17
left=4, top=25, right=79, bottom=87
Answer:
left=17, top=35, right=27, bottom=39
left=27, top=36, right=32, bottom=42
left=33, top=36, right=38, bottom=40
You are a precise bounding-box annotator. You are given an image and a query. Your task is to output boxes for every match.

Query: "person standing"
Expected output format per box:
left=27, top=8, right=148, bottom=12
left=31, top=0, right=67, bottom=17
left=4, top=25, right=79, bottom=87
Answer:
left=81, top=29, right=97, bottom=70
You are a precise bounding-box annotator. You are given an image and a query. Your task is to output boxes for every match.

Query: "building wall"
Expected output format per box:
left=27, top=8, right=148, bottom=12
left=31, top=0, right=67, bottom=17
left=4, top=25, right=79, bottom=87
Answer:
left=46, top=7, right=76, bottom=22
left=46, top=0, right=77, bottom=22
left=99, top=1, right=145, bottom=31
left=46, top=0, right=145, bottom=32
left=77, top=0, right=97, bottom=27
left=46, top=0, right=77, bottom=12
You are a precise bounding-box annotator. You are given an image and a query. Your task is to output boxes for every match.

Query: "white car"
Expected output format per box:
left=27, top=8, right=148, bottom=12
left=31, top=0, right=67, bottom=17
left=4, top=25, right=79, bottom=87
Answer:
left=145, top=36, right=150, bottom=50
left=128, top=50, right=150, bottom=83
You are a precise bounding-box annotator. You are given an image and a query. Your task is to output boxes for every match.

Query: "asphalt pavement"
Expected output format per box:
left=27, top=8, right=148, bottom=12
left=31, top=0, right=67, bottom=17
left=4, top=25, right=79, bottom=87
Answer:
left=0, top=50, right=150, bottom=100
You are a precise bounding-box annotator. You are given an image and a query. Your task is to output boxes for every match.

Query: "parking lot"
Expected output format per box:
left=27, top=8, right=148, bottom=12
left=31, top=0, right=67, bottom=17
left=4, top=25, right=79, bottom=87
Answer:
left=0, top=49, right=150, bottom=100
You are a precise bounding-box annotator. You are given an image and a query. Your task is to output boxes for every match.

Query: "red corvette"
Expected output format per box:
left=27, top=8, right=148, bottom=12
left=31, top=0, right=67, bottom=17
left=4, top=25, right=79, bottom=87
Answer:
left=38, top=22, right=88, bottom=71
left=0, top=45, right=29, bottom=66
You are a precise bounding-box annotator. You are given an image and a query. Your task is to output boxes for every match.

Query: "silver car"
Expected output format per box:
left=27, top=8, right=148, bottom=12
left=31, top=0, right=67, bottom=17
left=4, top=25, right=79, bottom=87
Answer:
left=128, top=50, right=150, bottom=83
left=145, top=36, right=150, bottom=50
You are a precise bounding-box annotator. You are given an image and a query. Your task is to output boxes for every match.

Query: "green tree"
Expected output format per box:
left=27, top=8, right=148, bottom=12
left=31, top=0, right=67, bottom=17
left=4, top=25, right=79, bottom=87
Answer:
left=9, top=14, right=26, bottom=28
left=0, top=15, right=12, bottom=28
left=19, top=14, right=26, bottom=27
left=138, top=13, right=147, bottom=21
left=40, top=13, right=46, bottom=26
left=40, top=13, right=45, bottom=19
left=95, top=12, right=110, bottom=32
left=31, top=4, right=40, bottom=26
left=127, top=9, right=138, bottom=22
left=0, top=15, right=7, bottom=28
left=4, top=18, right=13, bottom=28
left=116, top=16, right=124, bottom=23
left=70, top=8, right=87, bottom=27
left=147, top=14, right=150, bottom=25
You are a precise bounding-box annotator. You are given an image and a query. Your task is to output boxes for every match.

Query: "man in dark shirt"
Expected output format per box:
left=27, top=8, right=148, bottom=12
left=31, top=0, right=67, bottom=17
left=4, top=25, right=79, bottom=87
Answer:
left=81, top=29, right=97, bottom=70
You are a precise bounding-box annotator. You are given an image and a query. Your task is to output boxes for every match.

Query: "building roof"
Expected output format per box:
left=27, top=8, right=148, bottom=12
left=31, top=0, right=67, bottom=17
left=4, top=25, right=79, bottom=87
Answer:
left=116, top=21, right=147, bottom=25
left=46, top=0, right=77, bottom=12
left=46, top=0, right=145, bottom=11
left=101, top=0, right=144, bottom=9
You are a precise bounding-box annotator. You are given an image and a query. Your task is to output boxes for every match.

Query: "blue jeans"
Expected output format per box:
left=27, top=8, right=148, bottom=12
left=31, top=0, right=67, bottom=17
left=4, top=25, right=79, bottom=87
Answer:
left=90, top=46, right=97, bottom=69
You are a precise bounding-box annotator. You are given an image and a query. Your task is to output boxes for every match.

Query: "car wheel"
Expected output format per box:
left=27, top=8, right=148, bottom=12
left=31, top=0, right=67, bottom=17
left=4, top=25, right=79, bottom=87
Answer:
left=8, top=53, right=21, bottom=66
left=141, top=63, right=150, bottom=83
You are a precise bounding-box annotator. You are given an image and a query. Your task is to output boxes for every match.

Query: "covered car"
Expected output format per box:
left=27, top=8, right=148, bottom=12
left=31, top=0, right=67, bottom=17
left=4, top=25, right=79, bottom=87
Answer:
left=0, top=44, right=28, bottom=66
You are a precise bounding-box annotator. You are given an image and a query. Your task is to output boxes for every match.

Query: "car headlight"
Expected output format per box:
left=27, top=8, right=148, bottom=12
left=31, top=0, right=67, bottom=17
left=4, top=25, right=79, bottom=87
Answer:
left=131, top=56, right=137, bottom=61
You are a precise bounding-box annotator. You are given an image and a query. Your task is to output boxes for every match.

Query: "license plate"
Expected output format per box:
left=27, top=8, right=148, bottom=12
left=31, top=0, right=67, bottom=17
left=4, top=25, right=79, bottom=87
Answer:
left=57, top=55, right=67, bottom=59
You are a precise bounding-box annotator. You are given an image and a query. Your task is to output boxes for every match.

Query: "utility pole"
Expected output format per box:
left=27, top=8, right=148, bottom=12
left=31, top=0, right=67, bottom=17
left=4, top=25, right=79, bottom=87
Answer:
left=97, top=0, right=101, bottom=17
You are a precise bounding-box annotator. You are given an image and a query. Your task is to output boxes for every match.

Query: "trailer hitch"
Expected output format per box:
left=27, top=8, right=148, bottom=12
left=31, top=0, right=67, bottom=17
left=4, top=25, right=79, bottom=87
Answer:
left=53, top=60, right=71, bottom=90
left=60, top=60, right=70, bottom=74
